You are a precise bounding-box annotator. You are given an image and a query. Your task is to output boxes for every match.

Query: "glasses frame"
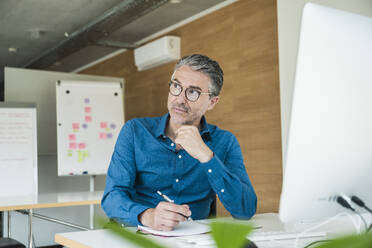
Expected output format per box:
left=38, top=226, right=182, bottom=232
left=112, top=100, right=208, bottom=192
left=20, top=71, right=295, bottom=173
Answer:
left=168, top=81, right=212, bottom=102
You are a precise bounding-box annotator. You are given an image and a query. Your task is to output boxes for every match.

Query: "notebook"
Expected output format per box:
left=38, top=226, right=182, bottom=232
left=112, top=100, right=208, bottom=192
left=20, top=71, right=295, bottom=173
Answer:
left=137, top=221, right=210, bottom=237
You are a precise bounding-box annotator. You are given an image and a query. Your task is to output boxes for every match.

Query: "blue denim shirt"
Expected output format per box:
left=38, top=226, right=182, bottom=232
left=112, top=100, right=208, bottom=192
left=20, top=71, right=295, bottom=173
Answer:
left=102, top=113, right=257, bottom=226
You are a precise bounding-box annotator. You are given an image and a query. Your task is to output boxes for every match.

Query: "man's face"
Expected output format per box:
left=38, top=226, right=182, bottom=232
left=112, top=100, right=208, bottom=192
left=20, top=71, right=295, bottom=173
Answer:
left=167, top=65, right=219, bottom=126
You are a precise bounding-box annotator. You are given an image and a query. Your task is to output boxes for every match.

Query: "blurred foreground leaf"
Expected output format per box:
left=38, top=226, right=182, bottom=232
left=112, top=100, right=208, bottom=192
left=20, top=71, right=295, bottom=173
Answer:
left=315, top=231, right=372, bottom=248
left=210, top=220, right=253, bottom=248
left=97, top=217, right=166, bottom=248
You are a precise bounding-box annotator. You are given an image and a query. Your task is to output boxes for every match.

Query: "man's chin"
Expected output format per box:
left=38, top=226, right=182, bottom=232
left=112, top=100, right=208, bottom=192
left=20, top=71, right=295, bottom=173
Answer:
left=170, top=112, right=192, bottom=125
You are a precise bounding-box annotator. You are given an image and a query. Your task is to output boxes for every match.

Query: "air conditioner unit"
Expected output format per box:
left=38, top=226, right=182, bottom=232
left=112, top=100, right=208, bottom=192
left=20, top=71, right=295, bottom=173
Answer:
left=134, top=36, right=181, bottom=71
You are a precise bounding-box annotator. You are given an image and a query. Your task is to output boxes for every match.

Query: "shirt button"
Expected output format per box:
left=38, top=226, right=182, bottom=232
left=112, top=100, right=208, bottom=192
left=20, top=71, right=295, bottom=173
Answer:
left=171, top=143, right=174, bottom=147
left=221, top=189, right=225, bottom=193
left=208, top=169, right=212, bottom=173
left=178, top=155, right=182, bottom=159
left=175, top=178, right=179, bottom=183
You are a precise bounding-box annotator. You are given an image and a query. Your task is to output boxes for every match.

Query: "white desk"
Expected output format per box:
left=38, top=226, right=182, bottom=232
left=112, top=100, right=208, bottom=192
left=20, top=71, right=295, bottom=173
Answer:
left=56, top=213, right=358, bottom=248
left=0, top=191, right=103, bottom=248
left=0, top=191, right=102, bottom=211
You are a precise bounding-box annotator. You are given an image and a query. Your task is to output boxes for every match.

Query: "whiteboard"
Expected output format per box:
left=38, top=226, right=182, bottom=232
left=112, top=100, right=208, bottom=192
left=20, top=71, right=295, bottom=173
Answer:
left=56, top=80, right=124, bottom=176
left=0, top=103, right=38, bottom=196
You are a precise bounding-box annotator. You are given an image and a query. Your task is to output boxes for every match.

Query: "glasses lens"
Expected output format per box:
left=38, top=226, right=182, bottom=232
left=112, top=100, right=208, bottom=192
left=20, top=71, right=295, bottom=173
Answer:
left=169, top=81, right=182, bottom=96
left=185, top=88, right=201, bottom=102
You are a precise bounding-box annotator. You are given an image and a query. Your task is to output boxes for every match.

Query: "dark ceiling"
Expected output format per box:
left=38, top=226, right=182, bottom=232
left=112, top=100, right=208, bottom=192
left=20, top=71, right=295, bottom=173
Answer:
left=0, top=0, right=232, bottom=100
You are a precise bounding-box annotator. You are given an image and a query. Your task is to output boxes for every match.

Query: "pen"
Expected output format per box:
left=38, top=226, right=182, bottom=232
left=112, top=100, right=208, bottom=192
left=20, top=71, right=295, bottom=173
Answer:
left=156, top=190, right=174, bottom=203
left=156, top=190, right=193, bottom=221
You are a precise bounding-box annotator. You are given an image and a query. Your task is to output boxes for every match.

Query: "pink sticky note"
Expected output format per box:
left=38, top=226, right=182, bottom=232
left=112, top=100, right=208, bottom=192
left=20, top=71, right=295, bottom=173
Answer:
left=72, top=123, right=79, bottom=130
left=85, top=107, right=91, bottom=113
left=68, top=134, right=76, bottom=141
left=69, top=143, right=77, bottom=149
left=99, top=132, right=107, bottom=139
left=100, top=122, right=107, bottom=128
left=78, top=143, right=86, bottom=149
left=85, top=116, right=92, bottom=122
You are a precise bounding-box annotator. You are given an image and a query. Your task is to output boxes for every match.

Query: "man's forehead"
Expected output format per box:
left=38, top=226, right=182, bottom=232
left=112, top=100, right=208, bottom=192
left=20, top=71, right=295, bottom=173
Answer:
left=172, top=66, right=210, bottom=88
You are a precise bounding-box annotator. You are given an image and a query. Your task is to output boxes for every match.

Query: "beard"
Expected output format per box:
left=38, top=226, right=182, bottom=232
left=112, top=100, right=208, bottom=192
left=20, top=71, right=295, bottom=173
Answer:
left=182, top=119, right=194, bottom=125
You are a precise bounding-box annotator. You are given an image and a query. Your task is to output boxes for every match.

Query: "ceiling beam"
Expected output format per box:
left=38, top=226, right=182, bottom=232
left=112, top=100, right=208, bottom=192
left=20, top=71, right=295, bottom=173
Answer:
left=24, top=0, right=169, bottom=69
left=95, top=40, right=136, bottom=49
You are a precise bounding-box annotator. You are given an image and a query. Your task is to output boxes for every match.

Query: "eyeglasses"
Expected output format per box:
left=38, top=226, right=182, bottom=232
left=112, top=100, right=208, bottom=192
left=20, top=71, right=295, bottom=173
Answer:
left=168, top=81, right=212, bottom=102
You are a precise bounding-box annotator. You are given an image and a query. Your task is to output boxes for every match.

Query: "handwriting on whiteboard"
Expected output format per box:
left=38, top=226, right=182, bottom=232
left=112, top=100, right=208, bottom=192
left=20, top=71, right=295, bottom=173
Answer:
left=0, top=111, right=33, bottom=162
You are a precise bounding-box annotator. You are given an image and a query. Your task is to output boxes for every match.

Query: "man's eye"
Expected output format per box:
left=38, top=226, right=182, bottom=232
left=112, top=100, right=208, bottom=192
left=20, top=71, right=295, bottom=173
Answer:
left=189, top=89, right=199, bottom=95
left=174, top=83, right=181, bottom=89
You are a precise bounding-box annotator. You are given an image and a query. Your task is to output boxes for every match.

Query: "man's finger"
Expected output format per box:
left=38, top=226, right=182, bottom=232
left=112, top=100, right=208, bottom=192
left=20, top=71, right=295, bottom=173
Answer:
left=160, top=210, right=186, bottom=222
left=159, top=224, right=174, bottom=231
left=159, top=202, right=191, bottom=217
left=176, top=125, right=196, bottom=136
left=159, top=217, right=179, bottom=228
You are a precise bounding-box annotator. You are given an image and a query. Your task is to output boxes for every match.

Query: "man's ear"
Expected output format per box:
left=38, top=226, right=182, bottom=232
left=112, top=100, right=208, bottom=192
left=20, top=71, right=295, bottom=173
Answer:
left=207, top=96, right=220, bottom=111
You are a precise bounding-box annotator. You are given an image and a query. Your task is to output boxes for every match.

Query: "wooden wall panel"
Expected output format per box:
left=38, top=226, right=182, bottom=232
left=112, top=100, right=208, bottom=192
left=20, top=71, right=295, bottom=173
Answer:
left=81, top=0, right=282, bottom=216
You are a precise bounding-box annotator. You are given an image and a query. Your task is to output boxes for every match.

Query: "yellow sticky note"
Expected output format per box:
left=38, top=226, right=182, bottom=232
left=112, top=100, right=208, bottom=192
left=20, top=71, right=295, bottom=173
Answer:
left=83, top=151, right=89, bottom=157
left=77, top=151, right=84, bottom=163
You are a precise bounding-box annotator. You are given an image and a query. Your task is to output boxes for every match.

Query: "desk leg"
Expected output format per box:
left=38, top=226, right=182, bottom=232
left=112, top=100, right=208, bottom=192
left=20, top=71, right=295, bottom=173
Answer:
left=28, top=209, right=33, bottom=248
left=7, top=211, right=10, bottom=237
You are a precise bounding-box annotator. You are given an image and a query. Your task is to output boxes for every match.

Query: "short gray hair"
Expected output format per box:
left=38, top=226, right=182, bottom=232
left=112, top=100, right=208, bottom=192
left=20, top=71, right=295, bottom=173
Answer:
left=174, top=54, right=224, bottom=97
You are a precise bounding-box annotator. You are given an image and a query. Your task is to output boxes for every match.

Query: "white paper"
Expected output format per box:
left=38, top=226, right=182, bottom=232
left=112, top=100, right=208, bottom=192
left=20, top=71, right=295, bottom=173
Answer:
left=137, top=221, right=210, bottom=237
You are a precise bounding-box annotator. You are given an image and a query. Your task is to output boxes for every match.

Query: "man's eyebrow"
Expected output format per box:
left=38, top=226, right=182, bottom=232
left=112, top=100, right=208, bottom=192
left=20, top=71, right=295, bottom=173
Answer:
left=171, top=78, right=202, bottom=91
left=188, top=85, right=202, bottom=91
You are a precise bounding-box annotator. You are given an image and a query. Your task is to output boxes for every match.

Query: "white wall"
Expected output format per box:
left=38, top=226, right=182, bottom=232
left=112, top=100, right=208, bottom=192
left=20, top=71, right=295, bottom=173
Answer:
left=4, top=67, right=124, bottom=246
left=277, top=0, right=372, bottom=167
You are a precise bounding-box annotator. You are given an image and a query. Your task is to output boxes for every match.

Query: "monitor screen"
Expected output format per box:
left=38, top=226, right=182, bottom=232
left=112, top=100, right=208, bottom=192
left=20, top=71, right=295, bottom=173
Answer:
left=279, top=3, right=372, bottom=223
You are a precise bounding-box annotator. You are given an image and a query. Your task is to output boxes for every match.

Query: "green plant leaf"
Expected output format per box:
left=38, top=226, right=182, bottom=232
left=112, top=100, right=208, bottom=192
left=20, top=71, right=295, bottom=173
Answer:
left=314, top=232, right=372, bottom=248
left=97, top=217, right=166, bottom=248
left=210, top=220, right=254, bottom=248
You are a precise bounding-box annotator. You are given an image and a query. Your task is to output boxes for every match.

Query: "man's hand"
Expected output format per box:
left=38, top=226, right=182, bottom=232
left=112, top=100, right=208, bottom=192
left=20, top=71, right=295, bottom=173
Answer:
left=139, top=202, right=191, bottom=231
left=175, top=125, right=213, bottom=163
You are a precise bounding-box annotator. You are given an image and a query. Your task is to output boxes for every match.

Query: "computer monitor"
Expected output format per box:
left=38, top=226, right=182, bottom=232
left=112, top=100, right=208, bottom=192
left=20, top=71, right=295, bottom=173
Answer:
left=279, top=3, right=372, bottom=223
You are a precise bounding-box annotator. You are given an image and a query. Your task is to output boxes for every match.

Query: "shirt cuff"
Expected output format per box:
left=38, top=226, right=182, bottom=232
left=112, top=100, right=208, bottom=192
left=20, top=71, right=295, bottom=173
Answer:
left=201, top=154, right=226, bottom=192
left=131, top=204, right=151, bottom=226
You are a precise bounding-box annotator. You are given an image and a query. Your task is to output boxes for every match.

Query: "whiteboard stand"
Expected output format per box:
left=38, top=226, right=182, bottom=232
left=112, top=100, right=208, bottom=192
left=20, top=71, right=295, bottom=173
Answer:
left=89, top=175, right=96, bottom=229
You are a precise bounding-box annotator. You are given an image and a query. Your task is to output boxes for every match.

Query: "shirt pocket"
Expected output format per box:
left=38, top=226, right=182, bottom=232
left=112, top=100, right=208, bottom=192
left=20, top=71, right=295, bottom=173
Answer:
left=135, top=152, right=173, bottom=190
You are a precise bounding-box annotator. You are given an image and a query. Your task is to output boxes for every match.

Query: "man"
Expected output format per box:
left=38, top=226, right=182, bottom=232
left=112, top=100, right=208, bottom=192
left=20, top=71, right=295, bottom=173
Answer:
left=102, top=54, right=257, bottom=231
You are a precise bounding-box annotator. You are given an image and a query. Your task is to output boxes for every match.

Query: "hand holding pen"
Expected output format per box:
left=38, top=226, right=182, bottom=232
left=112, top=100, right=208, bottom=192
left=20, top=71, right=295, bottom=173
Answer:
left=157, top=191, right=193, bottom=221
left=138, top=191, right=192, bottom=231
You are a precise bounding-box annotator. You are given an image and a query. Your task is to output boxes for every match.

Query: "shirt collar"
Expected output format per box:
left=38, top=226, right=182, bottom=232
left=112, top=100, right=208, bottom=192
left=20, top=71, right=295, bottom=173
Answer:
left=155, top=113, right=212, bottom=141
left=155, top=113, right=170, bottom=138
left=199, top=115, right=212, bottom=141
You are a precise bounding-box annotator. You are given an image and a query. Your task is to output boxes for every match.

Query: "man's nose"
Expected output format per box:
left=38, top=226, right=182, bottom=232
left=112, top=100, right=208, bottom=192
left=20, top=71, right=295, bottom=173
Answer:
left=175, top=91, right=187, bottom=103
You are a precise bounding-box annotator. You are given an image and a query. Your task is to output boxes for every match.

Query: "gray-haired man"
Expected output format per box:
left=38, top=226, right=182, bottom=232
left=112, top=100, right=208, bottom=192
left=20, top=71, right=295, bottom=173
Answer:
left=102, top=54, right=257, bottom=231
